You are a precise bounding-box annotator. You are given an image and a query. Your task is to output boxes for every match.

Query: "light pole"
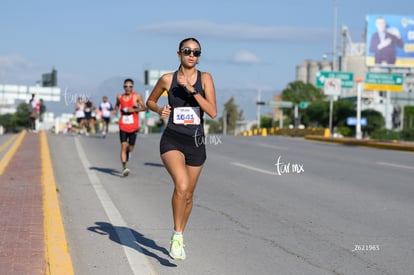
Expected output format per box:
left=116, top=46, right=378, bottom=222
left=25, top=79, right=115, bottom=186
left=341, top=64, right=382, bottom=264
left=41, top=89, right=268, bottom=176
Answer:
left=355, top=77, right=364, bottom=139
left=223, top=108, right=227, bottom=135
left=329, top=0, right=338, bottom=137
left=256, top=89, right=261, bottom=129
left=332, top=0, right=338, bottom=71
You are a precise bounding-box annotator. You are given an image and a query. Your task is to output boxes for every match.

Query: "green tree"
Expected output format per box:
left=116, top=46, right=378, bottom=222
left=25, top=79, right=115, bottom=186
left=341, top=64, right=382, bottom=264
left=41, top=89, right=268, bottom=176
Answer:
left=0, top=102, right=34, bottom=133
left=0, top=113, right=17, bottom=133
left=304, top=101, right=330, bottom=127
left=15, top=102, right=31, bottom=128
left=205, top=118, right=221, bottom=133
left=334, top=100, right=355, bottom=127
left=403, top=106, right=414, bottom=130
left=281, top=81, right=325, bottom=103
left=220, top=97, right=243, bottom=134
left=260, top=115, right=273, bottom=128
left=304, top=99, right=355, bottom=129
left=281, top=81, right=325, bottom=126
left=361, top=109, right=384, bottom=136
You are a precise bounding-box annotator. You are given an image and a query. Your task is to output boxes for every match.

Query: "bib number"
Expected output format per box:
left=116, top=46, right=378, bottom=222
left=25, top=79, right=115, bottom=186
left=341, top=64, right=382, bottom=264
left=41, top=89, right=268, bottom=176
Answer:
left=122, top=114, right=134, bottom=124
left=173, top=107, right=201, bottom=125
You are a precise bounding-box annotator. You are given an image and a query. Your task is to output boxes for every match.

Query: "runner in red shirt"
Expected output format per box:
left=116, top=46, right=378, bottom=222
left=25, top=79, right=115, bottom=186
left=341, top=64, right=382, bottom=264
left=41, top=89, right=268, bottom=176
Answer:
left=113, top=78, right=146, bottom=176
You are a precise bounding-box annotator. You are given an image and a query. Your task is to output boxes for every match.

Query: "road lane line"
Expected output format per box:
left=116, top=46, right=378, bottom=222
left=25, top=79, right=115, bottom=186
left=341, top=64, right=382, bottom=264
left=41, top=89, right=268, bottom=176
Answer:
left=74, top=137, right=156, bottom=275
left=0, top=130, right=26, bottom=175
left=256, top=143, right=289, bottom=151
left=376, top=161, right=414, bottom=171
left=0, top=133, right=18, bottom=153
left=231, top=162, right=277, bottom=175
left=41, top=131, right=75, bottom=275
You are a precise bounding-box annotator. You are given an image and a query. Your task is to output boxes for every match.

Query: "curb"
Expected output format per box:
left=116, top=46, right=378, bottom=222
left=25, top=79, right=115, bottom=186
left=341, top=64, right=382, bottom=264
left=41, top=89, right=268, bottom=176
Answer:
left=304, top=135, right=414, bottom=152
left=40, top=131, right=75, bottom=275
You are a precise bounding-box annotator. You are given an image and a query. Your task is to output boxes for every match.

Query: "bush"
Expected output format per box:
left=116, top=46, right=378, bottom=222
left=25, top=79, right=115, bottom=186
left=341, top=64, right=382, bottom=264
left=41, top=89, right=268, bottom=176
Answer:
left=370, top=129, right=400, bottom=141
left=0, top=114, right=17, bottom=133
left=336, top=126, right=353, bottom=137
left=401, top=128, right=414, bottom=141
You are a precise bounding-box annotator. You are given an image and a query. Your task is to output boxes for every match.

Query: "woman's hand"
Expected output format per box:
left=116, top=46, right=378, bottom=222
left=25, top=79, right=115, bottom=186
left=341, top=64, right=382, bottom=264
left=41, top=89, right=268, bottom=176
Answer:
left=158, top=104, right=171, bottom=119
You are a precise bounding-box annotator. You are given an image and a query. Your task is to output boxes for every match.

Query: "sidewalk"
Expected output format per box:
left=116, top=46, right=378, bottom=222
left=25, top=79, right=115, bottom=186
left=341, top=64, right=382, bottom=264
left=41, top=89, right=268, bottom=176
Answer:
left=0, top=131, right=45, bottom=274
left=0, top=131, right=74, bottom=275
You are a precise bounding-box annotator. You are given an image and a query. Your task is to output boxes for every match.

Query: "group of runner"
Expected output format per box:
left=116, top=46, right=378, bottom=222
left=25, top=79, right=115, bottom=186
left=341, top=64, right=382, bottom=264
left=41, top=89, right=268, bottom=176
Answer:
left=74, top=96, right=113, bottom=136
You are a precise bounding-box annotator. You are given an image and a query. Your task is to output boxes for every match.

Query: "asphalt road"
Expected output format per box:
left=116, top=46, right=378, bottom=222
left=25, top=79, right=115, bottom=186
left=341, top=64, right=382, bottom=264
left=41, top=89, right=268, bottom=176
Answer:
left=47, top=132, right=414, bottom=275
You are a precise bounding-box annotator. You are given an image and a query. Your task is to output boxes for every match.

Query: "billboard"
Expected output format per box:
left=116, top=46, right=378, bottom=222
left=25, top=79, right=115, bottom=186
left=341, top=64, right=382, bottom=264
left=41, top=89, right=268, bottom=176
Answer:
left=366, top=15, right=414, bottom=68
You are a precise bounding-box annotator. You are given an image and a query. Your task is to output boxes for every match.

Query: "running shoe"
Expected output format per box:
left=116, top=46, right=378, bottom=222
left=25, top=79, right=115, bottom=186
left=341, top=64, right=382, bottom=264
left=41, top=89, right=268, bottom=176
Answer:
left=169, top=233, right=186, bottom=260
left=122, top=167, right=130, bottom=177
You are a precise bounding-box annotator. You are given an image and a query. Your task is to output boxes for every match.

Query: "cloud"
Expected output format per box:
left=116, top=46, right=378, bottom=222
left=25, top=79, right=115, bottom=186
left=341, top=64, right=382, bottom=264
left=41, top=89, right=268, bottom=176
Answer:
left=137, top=20, right=330, bottom=43
left=230, top=50, right=262, bottom=65
left=0, top=54, right=31, bottom=70
left=0, top=54, right=37, bottom=84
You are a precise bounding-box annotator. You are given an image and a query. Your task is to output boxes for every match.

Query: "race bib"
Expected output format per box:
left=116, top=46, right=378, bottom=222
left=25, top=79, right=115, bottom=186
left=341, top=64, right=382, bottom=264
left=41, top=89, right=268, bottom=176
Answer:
left=122, top=114, right=134, bottom=124
left=173, top=107, right=201, bottom=125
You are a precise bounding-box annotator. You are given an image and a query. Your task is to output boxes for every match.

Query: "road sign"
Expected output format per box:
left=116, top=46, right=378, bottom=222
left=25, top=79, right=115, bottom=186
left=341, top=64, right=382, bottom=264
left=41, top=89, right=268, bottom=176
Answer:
left=324, top=78, right=341, bottom=96
left=347, top=117, right=367, bottom=126
left=299, top=102, right=310, bottom=109
left=266, top=101, right=293, bottom=108
left=315, top=71, right=354, bottom=89
left=364, top=73, right=403, bottom=92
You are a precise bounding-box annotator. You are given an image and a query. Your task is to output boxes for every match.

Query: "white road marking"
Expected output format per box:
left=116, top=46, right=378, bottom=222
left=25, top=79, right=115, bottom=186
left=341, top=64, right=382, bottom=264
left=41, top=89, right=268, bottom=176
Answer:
left=376, top=161, right=414, bottom=171
left=256, top=143, right=289, bottom=151
left=231, top=162, right=277, bottom=175
left=75, top=138, right=156, bottom=275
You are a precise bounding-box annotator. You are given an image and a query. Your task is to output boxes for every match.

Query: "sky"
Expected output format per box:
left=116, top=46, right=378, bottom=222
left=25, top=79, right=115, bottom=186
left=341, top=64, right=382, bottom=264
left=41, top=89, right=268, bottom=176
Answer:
left=1, top=0, right=413, bottom=120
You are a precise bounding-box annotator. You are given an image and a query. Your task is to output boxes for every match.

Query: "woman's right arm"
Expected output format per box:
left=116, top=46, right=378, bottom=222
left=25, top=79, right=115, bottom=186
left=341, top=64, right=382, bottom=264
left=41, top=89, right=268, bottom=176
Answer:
left=146, top=73, right=172, bottom=119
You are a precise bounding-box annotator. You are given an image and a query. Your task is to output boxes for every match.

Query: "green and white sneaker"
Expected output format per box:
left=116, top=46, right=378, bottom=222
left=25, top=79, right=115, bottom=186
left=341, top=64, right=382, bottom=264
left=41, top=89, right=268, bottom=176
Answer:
left=169, top=233, right=186, bottom=260
left=122, top=167, right=130, bottom=177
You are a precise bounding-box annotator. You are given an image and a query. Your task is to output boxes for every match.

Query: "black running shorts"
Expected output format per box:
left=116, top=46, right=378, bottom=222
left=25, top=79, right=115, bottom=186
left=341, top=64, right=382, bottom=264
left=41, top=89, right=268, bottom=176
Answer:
left=160, top=128, right=206, bottom=166
left=119, top=130, right=138, bottom=146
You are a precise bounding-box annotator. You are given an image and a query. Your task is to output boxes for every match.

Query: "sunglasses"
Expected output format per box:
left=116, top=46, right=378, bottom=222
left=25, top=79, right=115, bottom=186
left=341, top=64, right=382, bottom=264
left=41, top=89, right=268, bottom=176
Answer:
left=180, top=48, right=201, bottom=57
left=123, top=85, right=133, bottom=88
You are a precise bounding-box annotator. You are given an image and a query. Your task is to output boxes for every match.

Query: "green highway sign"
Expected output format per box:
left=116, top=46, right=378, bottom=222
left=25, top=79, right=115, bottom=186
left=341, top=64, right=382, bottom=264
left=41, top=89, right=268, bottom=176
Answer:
left=268, top=101, right=293, bottom=108
left=256, top=101, right=293, bottom=108
left=315, top=71, right=354, bottom=89
left=365, top=73, right=403, bottom=92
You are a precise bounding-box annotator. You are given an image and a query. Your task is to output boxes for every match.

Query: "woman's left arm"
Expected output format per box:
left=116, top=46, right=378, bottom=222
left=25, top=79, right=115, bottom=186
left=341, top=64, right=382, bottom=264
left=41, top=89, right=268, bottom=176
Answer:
left=193, top=72, right=217, bottom=119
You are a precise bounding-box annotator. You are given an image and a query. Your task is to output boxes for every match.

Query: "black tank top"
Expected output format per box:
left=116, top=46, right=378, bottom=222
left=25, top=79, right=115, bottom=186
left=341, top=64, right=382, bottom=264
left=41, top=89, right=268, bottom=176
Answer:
left=166, top=70, right=205, bottom=136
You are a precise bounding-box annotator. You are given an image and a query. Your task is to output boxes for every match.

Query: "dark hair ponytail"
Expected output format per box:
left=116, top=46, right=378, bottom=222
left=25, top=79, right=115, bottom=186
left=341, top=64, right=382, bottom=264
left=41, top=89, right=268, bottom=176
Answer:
left=178, top=37, right=201, bottom=50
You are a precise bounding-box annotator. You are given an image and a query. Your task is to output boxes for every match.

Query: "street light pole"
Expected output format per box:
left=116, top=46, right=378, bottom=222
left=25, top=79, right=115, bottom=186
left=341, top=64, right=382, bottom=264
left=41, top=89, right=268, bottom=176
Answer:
left=329, top=96, right=334, bottom=136
left=327, top=0, right=338, bottom=137
left=333, top=0, right=338, bottom=71
left=355, top=77, right=364, bottom=139
left=223, top=108, right=227, bottom=135
left=256, top=89, right=261, bottom=129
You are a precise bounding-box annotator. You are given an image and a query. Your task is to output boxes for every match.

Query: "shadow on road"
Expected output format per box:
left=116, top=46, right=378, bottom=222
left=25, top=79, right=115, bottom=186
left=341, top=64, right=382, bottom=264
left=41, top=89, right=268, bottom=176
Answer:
left=87, top=221, right=176, bottom=267
left=89, top=166, right=122, bottom=177
left=143, top=162, right=164, bottom=168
